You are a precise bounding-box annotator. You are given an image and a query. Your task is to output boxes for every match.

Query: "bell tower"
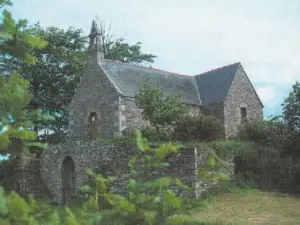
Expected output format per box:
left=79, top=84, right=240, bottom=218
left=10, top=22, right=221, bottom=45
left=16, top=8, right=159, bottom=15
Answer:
left=88, top=20, right=104, bottom=65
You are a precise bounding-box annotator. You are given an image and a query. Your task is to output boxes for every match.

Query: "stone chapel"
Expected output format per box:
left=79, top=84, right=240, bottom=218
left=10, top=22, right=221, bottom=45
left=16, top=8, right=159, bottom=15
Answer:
left=68, top=20, right=263, bottom=139
left=38, top=20, right=264, bottom=204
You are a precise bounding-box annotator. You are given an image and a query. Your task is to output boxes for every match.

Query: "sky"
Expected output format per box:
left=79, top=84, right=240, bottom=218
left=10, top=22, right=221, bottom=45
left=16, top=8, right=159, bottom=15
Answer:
left=10, top=0, right=300, bottom=118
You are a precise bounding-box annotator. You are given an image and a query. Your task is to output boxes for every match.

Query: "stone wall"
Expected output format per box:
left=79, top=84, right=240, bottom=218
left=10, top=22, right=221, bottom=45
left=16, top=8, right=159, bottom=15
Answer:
left=40, top=139, right=201, bottom=203
left=119, top=96, right=202, bottom=132
left=224, top=65, right=264, bottom=137
left=120, top=97, right=149, bottom=132
left=202, top=103, right=224, bottom=119
left=201, top=103, right=225, bottom=137
left=0, top=153, right=52, bottom=200
left=0, top=140, right=234, bottom=203
left=69, top=63, right=121, bottom=138
left=189, top=104, right=202, bottom=117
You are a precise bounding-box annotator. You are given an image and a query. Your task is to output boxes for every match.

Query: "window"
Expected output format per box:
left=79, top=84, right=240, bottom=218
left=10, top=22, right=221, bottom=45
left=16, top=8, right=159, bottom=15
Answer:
left=240, top=107, right=247, bottom=123
left=88, top=112, right=98, bottom=136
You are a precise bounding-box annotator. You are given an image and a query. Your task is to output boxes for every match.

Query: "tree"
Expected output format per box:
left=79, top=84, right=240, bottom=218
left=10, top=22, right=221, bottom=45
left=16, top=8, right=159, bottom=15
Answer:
left=0, top=0, right=50, bottom=155
left=2, top=24, right=88, bottom=143
left=282, top=81, right=300, bottom=133
left=2, top=22, right=157, bottom=143
left=97, top=21, right=156, bottom=64
left=282, top=81, right=300, bottom=159
left=135, top=80, right=189, bottom=129
left=0, top=1, right=47, bottom=64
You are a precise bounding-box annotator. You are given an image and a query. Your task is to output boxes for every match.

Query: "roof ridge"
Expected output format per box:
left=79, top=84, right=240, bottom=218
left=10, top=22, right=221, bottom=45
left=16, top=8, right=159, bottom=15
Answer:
left=196, top=62, right=240, bottom=76
left=103, top=58, right=189, bottom=76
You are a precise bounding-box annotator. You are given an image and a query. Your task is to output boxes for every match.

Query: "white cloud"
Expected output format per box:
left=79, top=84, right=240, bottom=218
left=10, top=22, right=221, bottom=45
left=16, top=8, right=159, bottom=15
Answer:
left=256, top=86, right=277, bottom=108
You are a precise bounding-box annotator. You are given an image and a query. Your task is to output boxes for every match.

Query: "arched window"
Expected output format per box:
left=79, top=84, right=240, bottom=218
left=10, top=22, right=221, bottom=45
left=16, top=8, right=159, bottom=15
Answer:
left=240, top=107, right=247, bottom=123
left=88, top=112, right=98, bottom=136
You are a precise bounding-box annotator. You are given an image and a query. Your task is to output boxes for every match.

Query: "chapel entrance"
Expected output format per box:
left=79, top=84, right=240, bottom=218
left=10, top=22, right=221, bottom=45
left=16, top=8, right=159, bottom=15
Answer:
left=61, top=156, right=75, bottom=204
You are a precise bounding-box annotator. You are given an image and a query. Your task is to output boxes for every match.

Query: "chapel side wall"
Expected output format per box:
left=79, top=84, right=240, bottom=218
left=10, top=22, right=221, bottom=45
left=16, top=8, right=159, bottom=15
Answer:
left=224, top=66, right=264, bottom=138
left=69, top=65, right=120, bottom=138
left=201, top=103, right=224, bottom=118
left=120, top=97, right=149, bottom=132
left=120, top=97, right=201, bottom=132
left=189, top=104, right=202, bottom=117
left=201, top=103, right=225, bottom=137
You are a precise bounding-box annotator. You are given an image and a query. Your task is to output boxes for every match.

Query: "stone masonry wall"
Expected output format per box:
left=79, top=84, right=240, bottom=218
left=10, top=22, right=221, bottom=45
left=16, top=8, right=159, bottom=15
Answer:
left=224, top=65, right=263, bottom=137
left=189, top=104, right=202, bottom=117
left=202, top=103, right=224, bottom=119
left=120, top=97, right=149, bottom=132
left=0, top=153, right=52, bottom=200
left=120, top=96, right=201, bottom=132
left=69, top=63, right=120, bottom=138
left=201, top=103, right=225, bottom=137
left=40, top=139, right=200, bottom=203
left=194, top=146, right=234, bottom=198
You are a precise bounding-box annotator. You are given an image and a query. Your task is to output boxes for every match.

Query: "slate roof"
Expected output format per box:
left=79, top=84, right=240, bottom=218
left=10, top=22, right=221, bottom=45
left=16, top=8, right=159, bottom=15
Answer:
left=195, top=63, right=240, bottom=105
left=100, top=59, right=201, bottom=105
left=99, top=59, right=242, bottom=106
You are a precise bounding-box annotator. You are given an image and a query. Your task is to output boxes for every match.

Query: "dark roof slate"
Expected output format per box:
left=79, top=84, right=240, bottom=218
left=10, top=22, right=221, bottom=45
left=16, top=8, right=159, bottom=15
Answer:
left=100, top=59, right=202, bottom=105
left=194, top=62, right=240, bottom=105
left=99, top=60, right=243, bottom=106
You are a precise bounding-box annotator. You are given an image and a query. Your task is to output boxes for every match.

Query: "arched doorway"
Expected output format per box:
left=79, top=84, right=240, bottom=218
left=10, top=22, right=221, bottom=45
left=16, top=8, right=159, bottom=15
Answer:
left=61, top=156, right=75, bottom=204
left=88, top=112, right=98, bottom=136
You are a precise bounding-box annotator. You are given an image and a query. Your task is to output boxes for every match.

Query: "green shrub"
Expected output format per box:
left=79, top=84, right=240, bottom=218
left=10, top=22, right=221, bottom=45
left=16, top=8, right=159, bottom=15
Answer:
left=237, top=119, right=287, bottom=148
left=140, top=125, right=174, bottom=141
left=208, top=140, right=252, bottom=162
left=284, top=131, right=300, bottom=159
left=234, top=143, right=298, bottom=192
left=121, top=127, right=137, bottom=139
left=174, top=115, right=222, bottom=142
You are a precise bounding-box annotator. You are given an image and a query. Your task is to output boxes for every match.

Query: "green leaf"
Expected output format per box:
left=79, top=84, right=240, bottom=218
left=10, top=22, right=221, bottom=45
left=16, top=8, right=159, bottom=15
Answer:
left=217, top=172, right=230, bottom=181
left=208, top=154, right=216, bottom=168
left=129, top=155, right=136, bottom=167
left=136, top=131, right=145, bottom=151
left=0, top=31, right=12, bottom=40
left=126, top=179, right=136, bottom=190
left=80, top=185, right=92, bottom=193
left=198, top=168, right=210, bottom=178
left=23, top=35, right=47, bottom=48
left=0, top=187, right=8, bottom=215
left=153, top=196, right=161, bottom=203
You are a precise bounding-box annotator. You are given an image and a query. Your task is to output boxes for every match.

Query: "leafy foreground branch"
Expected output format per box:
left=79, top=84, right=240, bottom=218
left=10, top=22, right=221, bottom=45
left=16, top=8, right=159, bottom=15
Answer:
left=0, top=132, right=227, bottom=225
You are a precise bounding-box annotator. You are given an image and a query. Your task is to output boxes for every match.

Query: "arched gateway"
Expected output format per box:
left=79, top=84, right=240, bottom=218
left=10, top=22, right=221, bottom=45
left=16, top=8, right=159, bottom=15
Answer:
left=61, top=156, right=75, bottom=204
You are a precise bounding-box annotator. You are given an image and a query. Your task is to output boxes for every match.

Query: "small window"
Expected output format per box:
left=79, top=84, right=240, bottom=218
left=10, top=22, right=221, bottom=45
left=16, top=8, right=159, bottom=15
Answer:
left=240, top=107, right=247, bottom=123
left=88, top=112, right=98, bottom=136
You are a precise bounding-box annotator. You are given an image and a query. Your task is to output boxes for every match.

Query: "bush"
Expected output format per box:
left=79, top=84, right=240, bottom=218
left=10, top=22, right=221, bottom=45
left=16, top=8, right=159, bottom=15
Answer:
left=284, top=131, right=300, bottom=159
left=121, top=127, right=137, bottom=139
left=174, top=115, right=222, bottom=142
left=140, top=125, right=174, bottom=141
left=233, top=143, right=300, bottom=192
left=208, top=140, right=252, bottom=162
left=237, top=120, right=287, bottom=148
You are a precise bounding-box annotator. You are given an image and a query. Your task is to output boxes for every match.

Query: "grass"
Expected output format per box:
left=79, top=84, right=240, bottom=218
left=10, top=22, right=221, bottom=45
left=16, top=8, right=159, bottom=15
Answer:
left=192, top=188, right=300, bottom=225
left=51, top=185, right=300, bottom=225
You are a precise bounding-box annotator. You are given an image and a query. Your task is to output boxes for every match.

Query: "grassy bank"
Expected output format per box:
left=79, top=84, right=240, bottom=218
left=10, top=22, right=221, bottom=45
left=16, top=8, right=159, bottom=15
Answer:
left=193, top=188, right=300, bottom=225
left=52, top=186, right=300, bottom=225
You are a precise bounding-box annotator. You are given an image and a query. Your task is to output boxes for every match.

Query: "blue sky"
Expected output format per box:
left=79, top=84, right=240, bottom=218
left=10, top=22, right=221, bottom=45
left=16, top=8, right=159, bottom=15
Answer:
left=10, top=0, right=300, bottom=118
